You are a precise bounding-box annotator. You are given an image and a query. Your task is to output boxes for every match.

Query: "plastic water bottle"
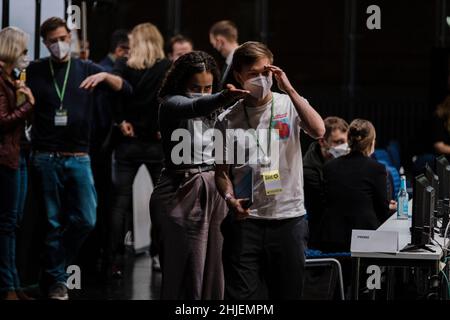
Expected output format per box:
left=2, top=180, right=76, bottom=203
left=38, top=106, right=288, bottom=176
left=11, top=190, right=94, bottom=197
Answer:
left=397, top=175, right=409, bottom=220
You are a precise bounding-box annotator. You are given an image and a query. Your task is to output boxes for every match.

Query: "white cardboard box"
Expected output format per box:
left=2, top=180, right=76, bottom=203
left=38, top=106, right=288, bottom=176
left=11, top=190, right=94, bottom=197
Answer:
left=351, top=229, right=399, bottom=253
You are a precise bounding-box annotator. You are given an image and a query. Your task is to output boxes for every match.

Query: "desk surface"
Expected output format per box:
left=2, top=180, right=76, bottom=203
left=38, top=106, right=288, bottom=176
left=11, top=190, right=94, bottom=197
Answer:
left=351, top=211, right=445, bottom=260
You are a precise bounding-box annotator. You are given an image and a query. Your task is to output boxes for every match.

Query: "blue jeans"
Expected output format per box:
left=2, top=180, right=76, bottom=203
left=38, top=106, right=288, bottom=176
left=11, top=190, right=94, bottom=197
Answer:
left=31, top=153, right=97, bottom=287
left=0, top=164, right=20, bottom=293
left=16, top=151, right=29, bottom=224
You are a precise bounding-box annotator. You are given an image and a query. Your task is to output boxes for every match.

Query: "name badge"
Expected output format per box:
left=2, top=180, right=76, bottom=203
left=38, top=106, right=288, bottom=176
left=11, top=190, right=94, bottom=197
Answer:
left=262, top=169, right=283, bottom=196
left=55, top=109, right=68, bottom=127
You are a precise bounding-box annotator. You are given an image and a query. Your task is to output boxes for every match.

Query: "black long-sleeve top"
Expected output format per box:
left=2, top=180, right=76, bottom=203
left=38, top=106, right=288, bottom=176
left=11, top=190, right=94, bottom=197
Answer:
left=112, top=57, right=171, bottom=142
left=159, top=92, right=237, bottom=169
left=319, top=151, right=391, bottom=252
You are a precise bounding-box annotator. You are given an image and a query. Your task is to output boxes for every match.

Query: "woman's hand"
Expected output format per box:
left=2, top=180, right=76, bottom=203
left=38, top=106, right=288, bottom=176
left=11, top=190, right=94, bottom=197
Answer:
left=80, top=72, right=108, bottom=90
left=223, top=84, right=250, bottom=100
left=265, top=65, right=295, bottom=94
left=15, top=79, right=26, bottom=89
left=17, top=86, right=35, bottom=106
left=389, top=200, right=398, bottom=213
left=119, top=121, right=135, bottom=137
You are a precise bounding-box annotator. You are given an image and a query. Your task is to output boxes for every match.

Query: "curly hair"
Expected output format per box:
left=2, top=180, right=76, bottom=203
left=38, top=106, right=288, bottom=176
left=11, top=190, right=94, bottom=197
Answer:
left=158, top=51, right=221, bottom=100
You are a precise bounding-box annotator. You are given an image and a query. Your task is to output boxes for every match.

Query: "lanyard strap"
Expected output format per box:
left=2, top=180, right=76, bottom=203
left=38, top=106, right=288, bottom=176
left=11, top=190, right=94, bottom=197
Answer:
left=49, top=58, right=71, bottom=109
left=243, top=97, right=275, bottom=157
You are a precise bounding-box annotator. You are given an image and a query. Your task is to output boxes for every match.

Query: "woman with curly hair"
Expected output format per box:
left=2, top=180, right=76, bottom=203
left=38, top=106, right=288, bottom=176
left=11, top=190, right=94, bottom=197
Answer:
left=150, top=51, right=248, bottom=299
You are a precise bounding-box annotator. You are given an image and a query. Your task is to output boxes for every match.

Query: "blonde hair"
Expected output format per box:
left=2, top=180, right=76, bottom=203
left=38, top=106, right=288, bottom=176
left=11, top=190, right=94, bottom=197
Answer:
left=127, top=23, right=165, bottom=70
left=348, top=119, right=376, bottom=155
left=0, top=27, right=28, bottom=66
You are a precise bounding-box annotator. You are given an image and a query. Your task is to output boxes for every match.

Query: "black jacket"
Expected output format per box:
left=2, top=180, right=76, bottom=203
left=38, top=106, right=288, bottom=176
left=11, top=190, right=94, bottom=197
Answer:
left=112, top=57, right=171, bottom=141
left=303, top=141, right=326, bottom=248
left=319, top=151, right=391, bottom=252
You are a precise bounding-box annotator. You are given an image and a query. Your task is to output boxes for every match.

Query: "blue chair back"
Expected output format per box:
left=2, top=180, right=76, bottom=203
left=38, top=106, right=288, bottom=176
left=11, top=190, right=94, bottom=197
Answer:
left=373, top=149, right=394, bottom=167
left=377, top=159, right=401, bottom=198
left=387, top=141, right=401, bottom=170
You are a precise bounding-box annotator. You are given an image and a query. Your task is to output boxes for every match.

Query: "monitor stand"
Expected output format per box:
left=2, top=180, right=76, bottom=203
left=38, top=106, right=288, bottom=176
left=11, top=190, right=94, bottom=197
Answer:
left=400, top=244, right=436, bottom=253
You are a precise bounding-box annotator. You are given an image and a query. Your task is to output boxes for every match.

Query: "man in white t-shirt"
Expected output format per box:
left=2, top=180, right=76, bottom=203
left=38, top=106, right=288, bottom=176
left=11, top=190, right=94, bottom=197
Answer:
left=215, top=41, right=325, bottom=300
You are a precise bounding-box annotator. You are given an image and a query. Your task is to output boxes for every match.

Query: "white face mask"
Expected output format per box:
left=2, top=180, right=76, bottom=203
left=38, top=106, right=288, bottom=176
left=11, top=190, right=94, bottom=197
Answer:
left=15, top=55, right=30, bottom=70
left=48, top=41, right=71, bottom=60
left=328, top=143, right=350, bottom=158
left=243, top=75, right=273, bottom=100
left=188, top=92, right=211, bottom=99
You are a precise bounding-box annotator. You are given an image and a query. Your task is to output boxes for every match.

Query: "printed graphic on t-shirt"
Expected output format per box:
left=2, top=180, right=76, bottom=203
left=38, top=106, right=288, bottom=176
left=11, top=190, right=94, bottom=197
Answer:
left=272, top=117, right=291, bottom=140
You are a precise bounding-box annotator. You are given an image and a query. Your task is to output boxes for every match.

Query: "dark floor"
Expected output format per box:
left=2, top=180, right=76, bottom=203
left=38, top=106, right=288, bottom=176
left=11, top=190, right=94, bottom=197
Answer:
left=71, top=253, right=161, bottom=300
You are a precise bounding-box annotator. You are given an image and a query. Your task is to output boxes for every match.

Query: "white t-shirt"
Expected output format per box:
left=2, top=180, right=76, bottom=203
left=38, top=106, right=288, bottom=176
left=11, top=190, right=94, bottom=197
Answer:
left=216, top=92, right=307, bottom=220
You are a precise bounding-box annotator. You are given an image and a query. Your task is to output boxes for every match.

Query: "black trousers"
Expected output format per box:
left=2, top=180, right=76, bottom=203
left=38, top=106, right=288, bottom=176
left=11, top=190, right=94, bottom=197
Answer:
left=221, top=215, right=309, bottom=300
left=108, top=140, right=163, bottom=264
left=76, top=150, right=112, bottom=274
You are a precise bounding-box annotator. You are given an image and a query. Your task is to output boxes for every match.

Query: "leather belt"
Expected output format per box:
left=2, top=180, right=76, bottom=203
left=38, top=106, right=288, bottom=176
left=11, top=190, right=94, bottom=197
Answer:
left=34, top=151, right=88, bottom=157
left=169, top=164, right=215, bottom=177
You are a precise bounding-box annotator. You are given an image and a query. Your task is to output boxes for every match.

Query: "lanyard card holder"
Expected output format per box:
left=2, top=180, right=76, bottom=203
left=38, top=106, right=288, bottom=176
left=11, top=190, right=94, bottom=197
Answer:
left=55, top=109, right=68, bottom=127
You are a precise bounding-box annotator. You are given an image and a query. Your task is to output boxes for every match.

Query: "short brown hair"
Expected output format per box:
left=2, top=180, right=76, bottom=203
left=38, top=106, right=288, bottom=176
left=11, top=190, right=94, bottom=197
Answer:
left=323, top=117, right=349, bottom=140
left=232, top=41, right=274, bottom=72
left=168, top=34, right=193, bottom=54
left=209, top=20, right=238, bottom=43
left=40, top=17, right=70, bottom=40
left=348, top=119, right=376, bottom=154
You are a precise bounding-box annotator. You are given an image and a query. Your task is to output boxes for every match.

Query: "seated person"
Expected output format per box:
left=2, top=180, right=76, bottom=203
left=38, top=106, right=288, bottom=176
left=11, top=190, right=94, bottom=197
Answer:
left=303, top=116, right=349, bottom=248
left=319, top=119, right=397, bottom=252
left=432, top=95, right=450, bottom=159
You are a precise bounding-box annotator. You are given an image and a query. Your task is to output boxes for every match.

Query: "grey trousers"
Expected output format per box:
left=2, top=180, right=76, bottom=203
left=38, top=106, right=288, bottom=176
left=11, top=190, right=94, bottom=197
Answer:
left=157, top=170, right=227, bottom=300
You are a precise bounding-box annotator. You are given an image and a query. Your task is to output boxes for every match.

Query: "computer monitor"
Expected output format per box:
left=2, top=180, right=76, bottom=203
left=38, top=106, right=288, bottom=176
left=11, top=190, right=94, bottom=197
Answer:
left=435, top=156, right=450, bottom=200
left=402, top=174, right=435, bottom=252
left=425, top=164, right=439, bottom=236
left=425, top=164, right=439, bottom=206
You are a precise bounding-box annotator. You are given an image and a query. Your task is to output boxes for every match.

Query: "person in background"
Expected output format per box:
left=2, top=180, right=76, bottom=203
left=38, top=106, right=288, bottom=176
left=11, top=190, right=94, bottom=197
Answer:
left=209, top=20, right=240, bottom=89
left=154, top=51, right=247, bottom=299
left=319, top=119, right=397, bottom=253
left=0, top=26, right=35, bottom=300
left=79, top=40, right=90, bottom=61
left=215, top=41, right=325, bottom=300
left=82, top=22, right=171, bottom=278
left=77, top=30, right=130, bottom=278
left=27, top=17, right=123, bottom=300
left=167, top=34, right=193, bottom=62
left=99, top=30, right=130, bottom=72
left=432, top=95, right=450, bottom=159
left=303, top=116, right=349, bottom=249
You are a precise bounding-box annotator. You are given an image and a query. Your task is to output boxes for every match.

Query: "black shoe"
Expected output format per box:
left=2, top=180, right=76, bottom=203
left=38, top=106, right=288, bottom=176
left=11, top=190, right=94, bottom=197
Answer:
left=111, top=265, right=123, bottom=279
left=48, top=282, right=69, bottom=300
